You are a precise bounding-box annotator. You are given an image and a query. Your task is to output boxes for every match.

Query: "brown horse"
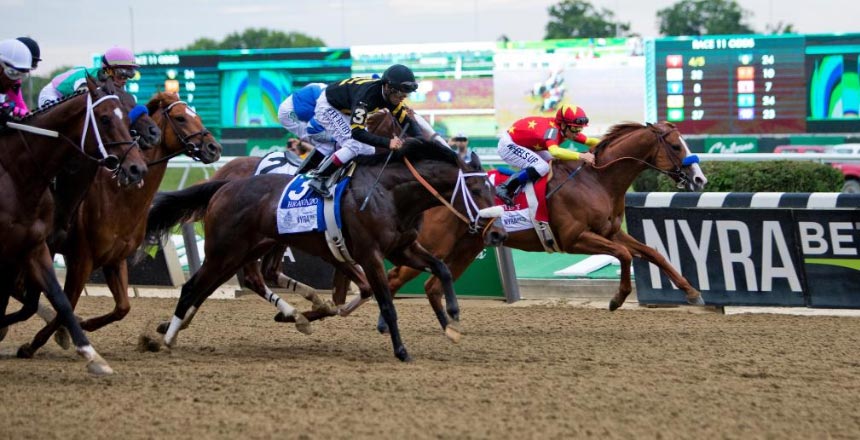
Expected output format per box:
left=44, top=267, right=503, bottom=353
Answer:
left=145, top=138, right=504, bottom=361
left=382, top=122, right=708, bottom=330
left=0, top=77, right=147, bottom=375
left=17, top=92, right=222, bottom=358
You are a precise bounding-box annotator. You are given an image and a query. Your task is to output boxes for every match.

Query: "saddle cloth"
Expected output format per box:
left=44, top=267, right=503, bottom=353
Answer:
left=276, top=174, right=349, bottom=235
left=488, top=169, right=550, bottom=233
left=254, top=151, right=302, bottom=176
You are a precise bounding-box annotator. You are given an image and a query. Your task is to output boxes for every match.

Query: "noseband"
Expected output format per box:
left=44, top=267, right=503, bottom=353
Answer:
left=148, top=100, right=211, bottom=166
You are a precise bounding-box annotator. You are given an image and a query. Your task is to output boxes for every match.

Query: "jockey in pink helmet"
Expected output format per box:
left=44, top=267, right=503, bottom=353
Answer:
left=38, top=46, right=139, bottom=107
left=0, top=38, right=33, bottom=119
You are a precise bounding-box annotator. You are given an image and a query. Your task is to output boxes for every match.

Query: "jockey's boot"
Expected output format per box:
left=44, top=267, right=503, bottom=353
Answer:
left=495, top=173, right=524, bottom=206
left=296, top=148, right=325, bottom=175
left=307, top=155, right=341, bottom=198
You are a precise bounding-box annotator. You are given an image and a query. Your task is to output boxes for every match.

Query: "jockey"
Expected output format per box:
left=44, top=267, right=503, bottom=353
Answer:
left=38, top=46, right=138, bottom=107
left=307, top=63, right=423, bottom=197
left=495, top=104, right=598, bottom=205
left=0, top=38, right=33, bottom=121
left=277, top=82, right=335, bottom=172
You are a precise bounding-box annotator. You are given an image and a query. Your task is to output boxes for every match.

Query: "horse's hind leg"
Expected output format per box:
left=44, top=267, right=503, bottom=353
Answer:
left=564, top=231, right=636, bottom=311
left=616, top=231, right=703, bottom=306
left=21, top=245, right=112, bottom=375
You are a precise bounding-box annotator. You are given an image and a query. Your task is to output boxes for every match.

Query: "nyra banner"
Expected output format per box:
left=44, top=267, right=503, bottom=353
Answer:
left=625, top=192, right=860, bottom=308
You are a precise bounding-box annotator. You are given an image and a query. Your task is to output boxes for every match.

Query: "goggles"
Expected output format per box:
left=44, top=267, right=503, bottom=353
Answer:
left=452, top=136, right=468, bottom=142
left=563, top=116, right=589, bottom=126
left=3, top=63, right=29, bottom=81
left=390, top=81, right=418, bottom=94
left=112, top=67, right=137, bottom=80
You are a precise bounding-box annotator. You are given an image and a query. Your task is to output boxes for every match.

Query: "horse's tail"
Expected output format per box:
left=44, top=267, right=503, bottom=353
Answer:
left=145, top=179, right=230, bottom=240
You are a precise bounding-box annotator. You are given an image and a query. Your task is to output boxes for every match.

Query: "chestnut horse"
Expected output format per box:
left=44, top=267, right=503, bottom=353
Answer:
left=17, top=92, right=222, bottom=359
left=0, top=77, right=147, bottom=375
left=145, top=138, right=504, bottom=361
left=383, top=122, right=708, bottom=331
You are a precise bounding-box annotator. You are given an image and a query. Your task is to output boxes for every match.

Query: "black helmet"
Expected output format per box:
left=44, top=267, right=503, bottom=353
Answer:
left=16, top=37, right=40, bottom=69
left=382, top=64, right=418, bottom=93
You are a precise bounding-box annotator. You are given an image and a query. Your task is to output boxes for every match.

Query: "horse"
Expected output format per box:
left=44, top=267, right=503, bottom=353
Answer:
left=145, top=138, right=504, bottom=361
left=16, top=92, right=222, bottom=359
left=383, top=121, right=709, bottom=331
left=0, top=76, right=147, bottom=375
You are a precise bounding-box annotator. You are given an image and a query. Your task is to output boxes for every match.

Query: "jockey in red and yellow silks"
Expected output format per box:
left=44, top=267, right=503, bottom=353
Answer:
left=495, top=104, right=598, bottom=205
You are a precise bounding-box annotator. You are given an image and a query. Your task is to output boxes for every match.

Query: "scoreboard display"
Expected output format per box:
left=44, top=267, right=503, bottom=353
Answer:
left=125, top=47, right=351, bottom=134
left=647, top=33, right=860, bottom=134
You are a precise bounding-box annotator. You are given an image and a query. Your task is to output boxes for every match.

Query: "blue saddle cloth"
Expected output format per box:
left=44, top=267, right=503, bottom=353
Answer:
left=276, top=174, right=350, bottom=235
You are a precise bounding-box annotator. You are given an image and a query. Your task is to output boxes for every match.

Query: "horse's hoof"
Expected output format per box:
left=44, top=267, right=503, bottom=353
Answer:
left=0, top=326, right=7, bottom=343
left=137, top=334, right=162, bottom=353
left=16, top=344, right=35, bottom=359
left=54, top=327, right=72, bottom=350
left=395, top=348, right=412, bottom=363
left=687, top=294, right=705, bottom=306
left=86, top=354, right=114, bottom=376
left=444, top=322, right=463, bottom=344
left=155, top=321, right=170, bottom=335
left=274, top=312, right=295, bottom=323
left=294, top=314, right=313, bottom=335
left=376, top=321, right=390, bottom=335
left=312, top=300, right=337, bottom=315
left=608, top=299, right=621, bottom=311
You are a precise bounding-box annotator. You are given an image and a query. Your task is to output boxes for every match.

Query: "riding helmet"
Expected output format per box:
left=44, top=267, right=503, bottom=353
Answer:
left=382, top=64, right=418, bottom=92
left=555, top=104, right=589, bottom=127
left=0, top=39, right=33, bottom=71
left=101, top=46, right=139, bottom=68
left=16, top=37, right=40, bottom=69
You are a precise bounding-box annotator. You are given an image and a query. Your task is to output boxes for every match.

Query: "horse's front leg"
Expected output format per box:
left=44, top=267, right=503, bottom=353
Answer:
left=562, top=231, right=635, bottom=311
left=242, top=259, right=313, bottom=335
left=20, top=249, right=93, bottom=358
left=365, top=253, right=410, bottom=362
left=615, top=231, right=703, bottom=306
left=80, top=260, right=131, bottom=331
left=20, top=244, right=112, bottom=375
left=387, top=242, right=463, bottom=343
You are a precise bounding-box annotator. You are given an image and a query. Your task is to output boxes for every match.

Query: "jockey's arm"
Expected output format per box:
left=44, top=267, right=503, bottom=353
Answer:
left=573, top=131, right=600, bottom=148
left=547, top=145, right=585, bottom=161
left=350, top=102, right=391, bottom=149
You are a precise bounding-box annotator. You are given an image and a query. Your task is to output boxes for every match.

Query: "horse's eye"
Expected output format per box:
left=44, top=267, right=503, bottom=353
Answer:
left=175, top=116, right=187, bottom=123
left=99, top=115, right=112, bottom=125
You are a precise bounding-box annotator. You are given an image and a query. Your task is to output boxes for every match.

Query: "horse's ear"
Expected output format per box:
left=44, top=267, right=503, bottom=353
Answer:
left=469, top=151, right=482, bottom=169
left=84, top=73, right=98, bottom=94
left=645, top=122, right=654, bottom=128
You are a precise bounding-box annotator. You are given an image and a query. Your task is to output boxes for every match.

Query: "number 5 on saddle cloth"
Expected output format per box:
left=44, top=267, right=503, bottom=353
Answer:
left=275, top=168, right=355, bottom=263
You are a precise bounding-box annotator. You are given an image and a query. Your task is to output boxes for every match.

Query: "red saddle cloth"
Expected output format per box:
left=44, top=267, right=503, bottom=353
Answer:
left=488, top=169, right=550, bottom=223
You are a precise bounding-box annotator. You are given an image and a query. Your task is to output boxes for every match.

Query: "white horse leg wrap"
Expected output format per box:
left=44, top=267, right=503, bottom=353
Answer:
left=337, top=296, right=370, bottom=317
left=76, top=344, right=96, bottom=361
left=265, top=288, right=296, bottom=317
left=164, top=315, right=184, bottom=346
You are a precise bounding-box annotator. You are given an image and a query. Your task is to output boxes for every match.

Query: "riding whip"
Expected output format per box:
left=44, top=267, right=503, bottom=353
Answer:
left=360, top=122, right=410, bottom=211
left=6, top=122, right=59, bottom=138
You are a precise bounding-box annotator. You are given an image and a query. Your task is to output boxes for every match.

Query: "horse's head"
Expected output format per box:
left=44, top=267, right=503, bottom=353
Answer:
left=113, top=86, right=161, bottom=149
left=593, top=121, right=707, bottom=191
left=85, top=77, right=148, bottom=186
left=646, top=122, right=707, bottom=191
left=393, top=139, right=505, bottom=246
left=147, top=92, right=222, bottom=164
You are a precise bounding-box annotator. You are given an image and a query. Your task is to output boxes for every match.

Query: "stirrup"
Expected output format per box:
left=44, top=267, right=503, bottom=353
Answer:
left=308, top=177, right=332, bottom=198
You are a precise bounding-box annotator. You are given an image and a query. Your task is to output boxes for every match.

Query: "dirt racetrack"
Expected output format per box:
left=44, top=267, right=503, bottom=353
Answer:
left=0, top=294, right=858, bottom=439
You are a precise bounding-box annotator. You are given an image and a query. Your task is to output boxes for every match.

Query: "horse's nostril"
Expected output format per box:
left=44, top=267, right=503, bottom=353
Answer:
left=207, top=143, right=219, bottom=153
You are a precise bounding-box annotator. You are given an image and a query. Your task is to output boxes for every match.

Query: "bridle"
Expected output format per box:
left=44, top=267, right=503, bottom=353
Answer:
left=148, top=100, right=211, bottom=166
left=403, top=157, right=500, bottom=235
left=591, top=123, right=698, bottom=188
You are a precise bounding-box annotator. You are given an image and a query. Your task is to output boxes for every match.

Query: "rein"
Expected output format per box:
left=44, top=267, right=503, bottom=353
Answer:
left=588, top=126, right=696, bottom=187
left=403, top=157, right=494, bottom=235
left=148, top=100, right=209, bottom=166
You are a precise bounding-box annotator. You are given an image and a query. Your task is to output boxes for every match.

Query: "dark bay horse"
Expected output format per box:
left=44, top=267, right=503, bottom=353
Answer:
left=385, top=122, right=709, bottom=326
left=0, top=77, right=147, bottom=375
left=145, top=139, right=503, bottom=361
left=17, top=92, right=222, bottom=358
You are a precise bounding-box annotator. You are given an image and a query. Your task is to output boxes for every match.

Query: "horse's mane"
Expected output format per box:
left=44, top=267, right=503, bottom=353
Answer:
left=352, top=138, right=459, bottom=167
left=146, top=92, right=180, bottom=114
left=19, top=88, right=88, bottom=122
left=593, top=122, right=647, bottom=157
